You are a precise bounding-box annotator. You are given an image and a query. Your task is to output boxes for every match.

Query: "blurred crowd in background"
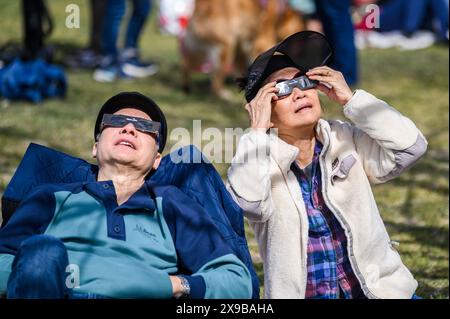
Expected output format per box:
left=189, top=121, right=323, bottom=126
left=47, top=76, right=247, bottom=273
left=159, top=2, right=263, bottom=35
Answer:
left=0, top=0, right=448, bottom=102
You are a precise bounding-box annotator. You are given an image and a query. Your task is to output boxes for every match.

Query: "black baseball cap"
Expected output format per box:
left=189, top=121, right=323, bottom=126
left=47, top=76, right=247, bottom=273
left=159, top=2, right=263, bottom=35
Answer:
left=243, top=31, right=333, bottom=102
left=94, top=92, right=168, bottom=153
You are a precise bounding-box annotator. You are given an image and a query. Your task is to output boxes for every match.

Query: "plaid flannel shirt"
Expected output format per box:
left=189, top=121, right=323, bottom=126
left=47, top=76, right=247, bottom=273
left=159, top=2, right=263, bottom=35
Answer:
left=291, top=141, right=365, bottom=299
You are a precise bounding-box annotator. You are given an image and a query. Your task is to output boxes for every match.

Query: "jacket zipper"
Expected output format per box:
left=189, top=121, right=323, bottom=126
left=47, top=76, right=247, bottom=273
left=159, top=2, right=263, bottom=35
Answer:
left=318, top=135, right=380, bottom=300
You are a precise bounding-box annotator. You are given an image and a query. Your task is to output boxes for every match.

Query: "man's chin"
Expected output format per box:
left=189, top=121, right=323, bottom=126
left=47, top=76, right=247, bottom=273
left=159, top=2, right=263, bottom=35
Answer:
left=109, top=156, right=155, bottom=171
left=108, top=155, right=135, bottom=166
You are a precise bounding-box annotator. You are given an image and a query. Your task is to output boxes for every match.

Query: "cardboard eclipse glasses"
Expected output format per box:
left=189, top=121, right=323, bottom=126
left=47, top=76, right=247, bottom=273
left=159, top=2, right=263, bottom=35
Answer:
left=275, top=75, right=318, bottom=98
left=100, top=114, right=161, bottom=136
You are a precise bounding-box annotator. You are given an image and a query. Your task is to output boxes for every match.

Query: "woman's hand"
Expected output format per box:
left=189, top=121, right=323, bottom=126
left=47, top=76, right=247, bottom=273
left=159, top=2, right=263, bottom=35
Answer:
left=306, top=67, right=354, bottom=106
left=245, top=81, right=279, bottom=129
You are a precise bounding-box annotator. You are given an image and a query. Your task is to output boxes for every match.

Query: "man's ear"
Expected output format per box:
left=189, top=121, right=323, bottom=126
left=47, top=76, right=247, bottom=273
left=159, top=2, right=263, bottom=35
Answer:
left=152, top=152, right=162, bottom=170
left=92, top=142, right=98, bottom=159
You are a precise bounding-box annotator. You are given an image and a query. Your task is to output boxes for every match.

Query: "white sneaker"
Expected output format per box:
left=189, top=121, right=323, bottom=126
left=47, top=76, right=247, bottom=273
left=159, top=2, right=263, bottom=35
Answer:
left=120, top=48, right=159, bottom=78
left=122, top=62, right=158, bottom=78
left=366, top=31, right=404, bottom=49
left=398, top=31, right=436, bottom=50
left=93, top=67, right=117, bottom=82
left=355, top=30, right=369, bottom=50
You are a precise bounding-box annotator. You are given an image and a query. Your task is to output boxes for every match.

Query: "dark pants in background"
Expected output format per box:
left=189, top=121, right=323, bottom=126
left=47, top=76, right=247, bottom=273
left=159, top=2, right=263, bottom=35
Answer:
left=102, top=0, right=152, bottom=59
left=315, top=0, right=358, bottom=86
left=379, top=0, right=449, bottom=41
left=89, top=0, right=107, bottom=53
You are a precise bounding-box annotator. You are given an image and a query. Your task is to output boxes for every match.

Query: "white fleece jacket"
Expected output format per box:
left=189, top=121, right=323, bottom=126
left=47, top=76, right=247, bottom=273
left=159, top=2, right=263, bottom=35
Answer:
left=227, top=90, right=428, bottom=299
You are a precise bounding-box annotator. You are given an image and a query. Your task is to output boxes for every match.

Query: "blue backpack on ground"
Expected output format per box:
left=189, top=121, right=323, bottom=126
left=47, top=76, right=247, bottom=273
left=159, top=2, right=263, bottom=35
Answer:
left=1, top=143, right=260, bottom=299
left=0, top=58, right=66, bottom=103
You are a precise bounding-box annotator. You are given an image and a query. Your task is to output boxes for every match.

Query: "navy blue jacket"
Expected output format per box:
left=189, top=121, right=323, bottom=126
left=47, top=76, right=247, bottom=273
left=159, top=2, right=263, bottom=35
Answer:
left=0, top=143, right=260, bottom=298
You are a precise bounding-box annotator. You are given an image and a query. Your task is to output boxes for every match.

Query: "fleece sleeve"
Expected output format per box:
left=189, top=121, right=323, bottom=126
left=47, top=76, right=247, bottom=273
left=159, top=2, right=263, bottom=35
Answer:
left=226, top=129, right=276, bottom=223
left=342, top=90, right=428, bottom=184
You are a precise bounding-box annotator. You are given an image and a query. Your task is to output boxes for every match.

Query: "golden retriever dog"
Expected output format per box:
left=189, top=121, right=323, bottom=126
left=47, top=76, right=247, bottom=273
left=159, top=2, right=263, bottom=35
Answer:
left=180, top=0, right=304, bottom=100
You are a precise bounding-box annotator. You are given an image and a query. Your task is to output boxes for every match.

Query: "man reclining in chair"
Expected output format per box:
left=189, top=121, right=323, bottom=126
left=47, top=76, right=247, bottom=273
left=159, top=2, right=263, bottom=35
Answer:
left=0, top=92, right=252, bottom=299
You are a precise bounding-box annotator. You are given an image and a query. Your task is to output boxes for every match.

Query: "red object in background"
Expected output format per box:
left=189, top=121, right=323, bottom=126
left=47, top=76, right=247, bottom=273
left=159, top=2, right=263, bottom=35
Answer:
left=355, top=13, right=373, bottom=30
left=179, top=16, right=189, bottom=29
left=353, top=0, right=380, bottom=31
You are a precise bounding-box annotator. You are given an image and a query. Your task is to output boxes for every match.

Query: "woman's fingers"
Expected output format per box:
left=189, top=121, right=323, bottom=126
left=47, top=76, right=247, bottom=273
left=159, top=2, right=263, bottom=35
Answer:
left=259, top=83, right=279, bottom=102
left=246, top=81, right=280, bottom=129
left=307, top=67, right=342, bottom=81
left=254, top=81, right=277, bottom=101
left=252, top=81, right=274, bottom=103
left=307, top=66, right=336, bottom=75
left=261, top=89, right=279, bottom=105
left=308, top=74, right=334, bottom=83
left=261, top=81, right=278, bottom=90
left=307, top=67, right=353, bottom=106
left=316, top=83, right=332, bottom=95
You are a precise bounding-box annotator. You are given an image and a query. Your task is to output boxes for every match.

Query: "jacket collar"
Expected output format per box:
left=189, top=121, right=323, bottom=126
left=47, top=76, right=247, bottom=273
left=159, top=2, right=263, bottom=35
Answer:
left=83, top=180, right=156, bottom=213
left=268, top=119, right=331, bottom=173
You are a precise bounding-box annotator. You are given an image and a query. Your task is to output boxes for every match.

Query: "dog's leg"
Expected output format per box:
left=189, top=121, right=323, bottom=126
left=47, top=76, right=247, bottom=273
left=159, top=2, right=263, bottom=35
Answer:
left=181, top=55, right=192, bottom=95
left=212, top=42, right=235, bottom=101
left=179, top=36, right=192, bottom=95
left=235, top=40, right=252, bottom=78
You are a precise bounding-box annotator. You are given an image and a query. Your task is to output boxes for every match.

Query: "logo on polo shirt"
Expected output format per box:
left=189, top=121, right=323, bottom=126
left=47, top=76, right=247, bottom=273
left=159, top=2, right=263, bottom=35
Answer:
left=133, top=224, right=159, bottom=243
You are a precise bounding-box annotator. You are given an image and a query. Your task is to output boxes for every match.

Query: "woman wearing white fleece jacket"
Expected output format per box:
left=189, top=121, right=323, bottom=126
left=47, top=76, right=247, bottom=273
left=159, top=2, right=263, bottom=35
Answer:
left=227, top=31, right=427, bottom=299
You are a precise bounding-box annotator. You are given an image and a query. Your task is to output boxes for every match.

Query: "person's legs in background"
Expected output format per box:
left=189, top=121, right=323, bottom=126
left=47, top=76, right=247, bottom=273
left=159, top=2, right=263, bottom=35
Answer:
left=7, top=235, right=70, bottom=299
left=121, top=0, right=158, bottom=78
left=402, top=0, right=428, bottom=36
left=89, top=0, right=108, bottom=54
left=401, top=0, right=448, bottom=41
left=124, top=0, right=151, bottom=50
left=66, top=0, right=107, bottom=69
left=378, top=0, right=444, bottom=36
left=315, top=0, right=358, bottom=86
left=100, top=0, right=126, bottom=61
left=395, top=0, right=436, bottom=50
left=93, top=0, right=127, bottom=82
left=378, top=0, right=447, bottom=49
left=429, top=0, right=449, bottom=42
left=378, top=0, right=408, bottom=32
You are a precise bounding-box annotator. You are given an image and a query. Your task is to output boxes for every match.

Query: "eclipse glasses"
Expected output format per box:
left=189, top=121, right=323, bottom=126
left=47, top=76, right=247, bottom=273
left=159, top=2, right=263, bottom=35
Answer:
left=100, top=114, right=161, bottom=135
left=275, top=75, right=318, bottom=98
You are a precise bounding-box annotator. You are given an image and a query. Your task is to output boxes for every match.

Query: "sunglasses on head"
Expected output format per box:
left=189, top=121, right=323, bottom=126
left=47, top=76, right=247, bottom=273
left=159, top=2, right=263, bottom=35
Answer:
left=275, top=75, right=318, bottom=98
left=100, top=114, right=161, bottom=136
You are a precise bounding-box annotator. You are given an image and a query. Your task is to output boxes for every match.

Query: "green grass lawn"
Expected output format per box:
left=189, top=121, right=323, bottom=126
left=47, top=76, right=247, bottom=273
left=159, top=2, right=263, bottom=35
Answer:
left=0, top=0, right=448, bottom=298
